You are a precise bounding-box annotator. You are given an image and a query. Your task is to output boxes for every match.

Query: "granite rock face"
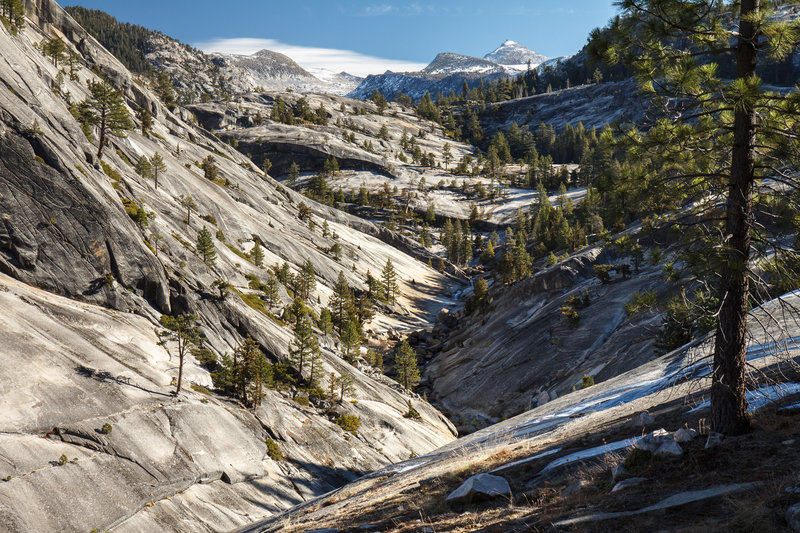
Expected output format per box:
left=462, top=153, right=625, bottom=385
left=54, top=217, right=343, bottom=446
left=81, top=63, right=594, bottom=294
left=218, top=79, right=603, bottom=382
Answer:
left=0, top=3, right=458, bottom=531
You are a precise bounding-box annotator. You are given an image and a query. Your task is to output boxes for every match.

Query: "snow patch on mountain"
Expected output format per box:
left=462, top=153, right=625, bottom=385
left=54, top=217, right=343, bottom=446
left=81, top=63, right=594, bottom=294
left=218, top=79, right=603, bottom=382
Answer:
left=484, top=40, right=548, bottom=68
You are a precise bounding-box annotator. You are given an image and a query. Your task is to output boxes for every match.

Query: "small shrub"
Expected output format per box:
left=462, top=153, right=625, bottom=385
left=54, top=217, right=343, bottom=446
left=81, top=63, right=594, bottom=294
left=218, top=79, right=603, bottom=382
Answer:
left=58, top=454, right=68, bottom=466
left=200, top=214, right=218, bottom=226
left=192, top=347, right=217, bottom=370
left=593, top=264, right=614, bottom=284
left=266, top=438, right=283, bottom=461
left=624, top=448, right=654, bottom=474
left=335, top=414, right=361, bottom=435
left=100, top=422, right=113, bottom=434
left=580, top=374, right=594, bottom=389
left=560, top=306, right=580, bottom=327
left=404, top=400, right=421, bottom=420
left=295, top=394, right=310, bottom=407
left=625, top=290, right=657, bottom=315
left=190, top=384, right=211, bottom=395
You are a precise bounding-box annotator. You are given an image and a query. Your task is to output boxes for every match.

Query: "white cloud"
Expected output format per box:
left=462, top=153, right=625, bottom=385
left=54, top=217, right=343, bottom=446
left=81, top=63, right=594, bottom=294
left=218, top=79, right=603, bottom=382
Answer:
left=194, top=38, right=427, bottom=78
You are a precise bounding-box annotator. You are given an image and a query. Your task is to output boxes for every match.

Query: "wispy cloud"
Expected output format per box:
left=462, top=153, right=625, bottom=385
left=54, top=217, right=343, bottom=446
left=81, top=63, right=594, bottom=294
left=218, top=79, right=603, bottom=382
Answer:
left=363, top=4, right=397, bottom=16
left=194, top=38, right=428, bottom=77
left=360, top=2, right=457, bottom=16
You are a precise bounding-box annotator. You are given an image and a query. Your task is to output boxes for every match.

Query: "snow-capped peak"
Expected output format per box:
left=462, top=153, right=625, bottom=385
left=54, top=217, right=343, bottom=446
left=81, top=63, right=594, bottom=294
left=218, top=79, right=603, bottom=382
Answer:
left=484, top=40, right=548, bottom=68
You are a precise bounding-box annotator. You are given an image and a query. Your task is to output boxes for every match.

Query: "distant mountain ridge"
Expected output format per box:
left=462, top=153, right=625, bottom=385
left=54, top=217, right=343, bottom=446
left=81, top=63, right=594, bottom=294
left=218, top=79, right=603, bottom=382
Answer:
left=348, top=41, right=549, bottom=101
left=64, top=6, right=362, bottom=99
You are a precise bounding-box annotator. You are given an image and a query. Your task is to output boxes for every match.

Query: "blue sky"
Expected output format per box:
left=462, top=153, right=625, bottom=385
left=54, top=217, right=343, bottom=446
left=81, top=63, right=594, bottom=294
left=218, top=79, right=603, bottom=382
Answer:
left=64, top=1, right=618, bottom=76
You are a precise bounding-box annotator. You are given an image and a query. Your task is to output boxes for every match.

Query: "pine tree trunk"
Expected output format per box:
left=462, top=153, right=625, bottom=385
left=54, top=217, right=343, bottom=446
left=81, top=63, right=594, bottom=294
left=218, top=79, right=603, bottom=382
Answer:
left=711, top=0, right=759, bottom=436
left=176, top=347, right=184, bottom=394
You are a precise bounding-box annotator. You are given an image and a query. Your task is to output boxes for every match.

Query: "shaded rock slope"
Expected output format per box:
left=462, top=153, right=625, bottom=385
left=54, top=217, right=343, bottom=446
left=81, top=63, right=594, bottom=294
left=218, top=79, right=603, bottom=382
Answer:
left=421, top=244, right=670, bottom=426
left=239, top=290, right=800, bottom=532
left=0, top=1, right=458, bottom=531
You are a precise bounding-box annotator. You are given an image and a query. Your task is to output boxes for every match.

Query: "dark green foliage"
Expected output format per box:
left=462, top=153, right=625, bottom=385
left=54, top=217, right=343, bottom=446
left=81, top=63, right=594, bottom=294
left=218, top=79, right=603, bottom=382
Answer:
left=370, top=89, right=388, bottom=114
left=149, top=152, right=167, bottom=189
left=593, top=265, right=614, bottom=284
left=266, top=438, right=283, bottom=461
left=340, top=319, right=360, bottom=361
left=213, top=336, right=270, bottom=408
left=251, top=241, right=264, bottom=267
left=100, top=423, right=113, bottom=434
left=1, top=0, right=25, bottom=35
left=83, top=80, right=133, bottom=160
left=201, top=156, right=218, bottom=181
left=289, top=314, right=320, bottom=381
left=334, top=414, right=360, bottom=435
left=403, top=400, right=421, bottom=420
left=655, top=289, right=718, bottom=355
left=196, top=226, right=216, bottom=267
left=624, top=448, right=654, bottom=474
left=394, top=340, right=420, bottom=390
left=65, top=7, right=155, bottom=74
left=381, top=258, right=398, bottom=304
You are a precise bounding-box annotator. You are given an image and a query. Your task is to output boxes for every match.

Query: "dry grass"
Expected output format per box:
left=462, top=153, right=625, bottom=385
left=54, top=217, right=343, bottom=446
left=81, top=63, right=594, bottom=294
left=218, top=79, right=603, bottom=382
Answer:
left=270, top=385, right=800, bottom=533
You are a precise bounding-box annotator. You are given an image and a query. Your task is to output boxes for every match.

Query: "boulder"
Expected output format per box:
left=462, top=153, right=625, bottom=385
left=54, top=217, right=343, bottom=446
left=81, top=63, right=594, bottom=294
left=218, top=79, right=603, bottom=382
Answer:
left=535, top=391, right=551, bottom=408
left=655, top=440, right=683, bottom=456
left=446, top=473, right=511, bottom=504
left=673, top=428, right=698, bottom=443
left=787, top=502, right=800, bottom=532
left=635, top=429, right=682, bottom=456
left=611, top=477, right=647, bottom=492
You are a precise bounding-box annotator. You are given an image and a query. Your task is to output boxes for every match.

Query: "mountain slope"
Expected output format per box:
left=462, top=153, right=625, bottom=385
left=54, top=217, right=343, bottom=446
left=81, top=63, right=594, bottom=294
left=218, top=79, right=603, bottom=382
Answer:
left=64, top=6, right=361, bottom=99
left=0, top=1, right=457, bottom=531
left=348, top=50, right=516, bottom=101
left=238, top=289, right=800, bottom=532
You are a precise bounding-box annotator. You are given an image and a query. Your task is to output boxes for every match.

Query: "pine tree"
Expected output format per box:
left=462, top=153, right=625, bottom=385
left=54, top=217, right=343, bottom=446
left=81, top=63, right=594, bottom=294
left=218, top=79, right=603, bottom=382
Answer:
left=603, top=0, right=800, bottom=435
left=43, top=38, right=66, bottom=67
left=481, top=240, right=496, bottom=264
left=318, top=308, right=333, bottom=335
left=340, top=318, right=361, bottom=361
left=329, top=271, right=353, bottom=333
left=300, top=259, right=316, bottom=301
left=394, top=340, right=420, bottom=390
left=370, top=89, right=388, bottom=114
left=196, top=226, right=216, bottom=267
left=336, top=373, right=354, bottom=402
left=442, top=143, right=453, bottom=169
left=365, top=269, right=384, bottom=301
left=201, top=156, right=218, bottom=181
left=1, top=0, right=25, bottom=35
left=158, top=314, right=202, bottom=395
left=251, top=241, right=264, bottom=267
left=381, top=258, right=398, bottom=304
left=150, top=152, right=167, bottom=190
left=232, top=336, right=269, bottom=409
left=134, top=155, right=152, bottom=179
left=289, top=314, right=318, bottom=380
left=136, top=107, right=153, bottom=137
left=287, top=162, right=299, bottom=187
left=263, top=273, right=280, bottom=308
left=179, top=195, right=197, bottom=225
left=84, top=79, right=133, bottom=160
left=462, top=223, right=473, bottom=266
left=308, top=343, right=324, bottom=389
